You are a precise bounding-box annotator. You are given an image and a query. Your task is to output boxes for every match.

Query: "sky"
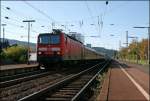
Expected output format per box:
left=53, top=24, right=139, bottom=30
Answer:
left=1, top=1, right=149, bottom=50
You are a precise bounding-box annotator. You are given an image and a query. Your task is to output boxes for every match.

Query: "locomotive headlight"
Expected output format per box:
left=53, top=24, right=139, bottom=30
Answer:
left=39, top=48, right=47, bottom=51
left=57, top=51, right=60, bottom=55
left=38, top=51, right=42, bottom=54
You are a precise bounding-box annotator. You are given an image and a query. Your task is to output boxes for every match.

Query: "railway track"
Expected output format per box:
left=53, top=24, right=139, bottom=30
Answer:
left=18, top=60, right=110, bottom=101
left=0, top=65, right=38, bottom=77
left=0, top=61, right=99, bottom=88
left=0, top=61, right=103, bottom=101
left=0, top=69, right=46, bottom=82
left=0, top=70, right=53, bottom=88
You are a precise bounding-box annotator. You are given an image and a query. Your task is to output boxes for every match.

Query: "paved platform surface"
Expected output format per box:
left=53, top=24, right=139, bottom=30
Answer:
left=0, top=63, right=38, bottom=70
left=99, top=60, right=149, bottom=101
left=120, top=60, right=149, bottom=74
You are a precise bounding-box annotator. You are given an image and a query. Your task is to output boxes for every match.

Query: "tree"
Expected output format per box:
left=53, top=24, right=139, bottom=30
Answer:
left=119, top=38, right=148, bottom=62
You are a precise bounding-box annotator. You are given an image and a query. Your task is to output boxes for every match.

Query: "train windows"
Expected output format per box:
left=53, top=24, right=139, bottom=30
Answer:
left=50, top=35, right=60, bottom=44
left=38, top=34, right=60, bottom=44
left=39, top=35, right=49, bottom=44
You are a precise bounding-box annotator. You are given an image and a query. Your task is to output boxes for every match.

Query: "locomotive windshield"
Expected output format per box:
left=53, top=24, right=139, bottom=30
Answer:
left=50, top=35, right=60, bottom=44
left=38, top=34, right=60, bottom=44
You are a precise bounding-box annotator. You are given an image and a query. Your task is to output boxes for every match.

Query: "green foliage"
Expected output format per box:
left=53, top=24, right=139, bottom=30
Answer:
left=0, top=51, right=5, bottom=59
left=3, top=45, right=28, bottom=63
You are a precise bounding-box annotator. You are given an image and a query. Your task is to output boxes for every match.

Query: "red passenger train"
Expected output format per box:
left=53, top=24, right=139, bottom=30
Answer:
left=37, top=29, right=105, bottom=68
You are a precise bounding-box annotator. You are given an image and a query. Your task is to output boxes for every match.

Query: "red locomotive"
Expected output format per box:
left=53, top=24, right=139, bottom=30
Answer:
left=37, top=29, right=105, bottom=68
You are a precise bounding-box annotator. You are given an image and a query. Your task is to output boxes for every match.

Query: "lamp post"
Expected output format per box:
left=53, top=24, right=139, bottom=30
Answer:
left=1, top=24, right=7, bottom=47
left=133, top=26, right=150, bottom=64
left=119, top=40, right=122, bottom=60
left=23, top=20, right=35, bottom=65
left=109, top=34, right=116, bottom=59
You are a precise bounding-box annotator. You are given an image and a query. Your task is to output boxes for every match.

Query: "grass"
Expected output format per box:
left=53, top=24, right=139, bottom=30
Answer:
left=119, top=58, right=149, bottom=66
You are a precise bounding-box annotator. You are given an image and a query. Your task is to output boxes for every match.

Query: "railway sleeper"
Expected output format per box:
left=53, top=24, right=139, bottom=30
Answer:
left=45, top=97, right=71, bottom=101
left=62, top=88, right=80, bottom=90
left=45, top=83, right=89, bottom=100
left=47, top=93, right=76, bottom=100
left=59, top=89, right=78, bottom=92
left=55, top=92, right=77, bottom=95
left=50, top=94, right=75, bottom=98
left=69, top=80, right=88, bottom=84
left=64, top=86, right=82, bottom=88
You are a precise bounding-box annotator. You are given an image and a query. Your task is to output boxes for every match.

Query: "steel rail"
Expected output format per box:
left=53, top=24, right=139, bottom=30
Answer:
left=0, top=69, right=46, bottom=82
left=0, top=71, right=51, bottom=88
left=18, top=60, right=110, bottom=101
left=71, top=60, right=111, bottom=101
left=0, top=65, right=38, bottom=77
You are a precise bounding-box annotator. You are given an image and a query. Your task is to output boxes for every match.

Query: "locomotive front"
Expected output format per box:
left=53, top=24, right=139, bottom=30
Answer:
left=37, top=30, right=64, bottom=66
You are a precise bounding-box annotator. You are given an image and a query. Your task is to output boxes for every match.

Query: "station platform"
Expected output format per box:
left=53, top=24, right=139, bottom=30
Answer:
left=120, top=60, right=149, bottom=74
left=98, top=60, right=149, bottom=101
left=0, top=63, right=38, bottom=70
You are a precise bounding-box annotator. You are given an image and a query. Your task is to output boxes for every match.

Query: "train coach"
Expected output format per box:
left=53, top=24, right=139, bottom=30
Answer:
left=37, top=29, right=106, bottom=68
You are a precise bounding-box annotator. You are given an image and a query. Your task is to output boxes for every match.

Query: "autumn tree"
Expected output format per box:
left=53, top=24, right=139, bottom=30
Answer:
left=119, top=38, right=148, bottom=63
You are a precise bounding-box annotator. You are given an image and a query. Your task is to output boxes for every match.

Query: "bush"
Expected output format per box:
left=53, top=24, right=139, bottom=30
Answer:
left=0, top=51, right=6, bottom=60
left=3, top=45, right=28, bottom=63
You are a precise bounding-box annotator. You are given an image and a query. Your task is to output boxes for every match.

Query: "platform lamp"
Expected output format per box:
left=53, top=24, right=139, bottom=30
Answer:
left=23, top=20, right=35, bottom=65
left=1, top=24, right=7, bottom=46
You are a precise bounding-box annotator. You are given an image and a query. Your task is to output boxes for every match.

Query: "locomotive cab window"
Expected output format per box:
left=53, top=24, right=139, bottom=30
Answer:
left=38, top=34, right=60, bottom=44
left=39, top=35, right=49, bottom=44
left=50, top=35, right=60, bottom=44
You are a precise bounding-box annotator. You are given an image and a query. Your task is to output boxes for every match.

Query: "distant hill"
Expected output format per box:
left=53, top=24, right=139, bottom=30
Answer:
left=2, top=38, right=36, bottom=52
left=92, top=47, right=117, bottom=57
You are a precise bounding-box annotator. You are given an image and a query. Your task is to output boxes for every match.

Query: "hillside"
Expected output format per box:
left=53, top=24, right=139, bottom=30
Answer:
left=4, top=38, right=36, bottom=52
left=92, top=47, right=117, bottom=57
